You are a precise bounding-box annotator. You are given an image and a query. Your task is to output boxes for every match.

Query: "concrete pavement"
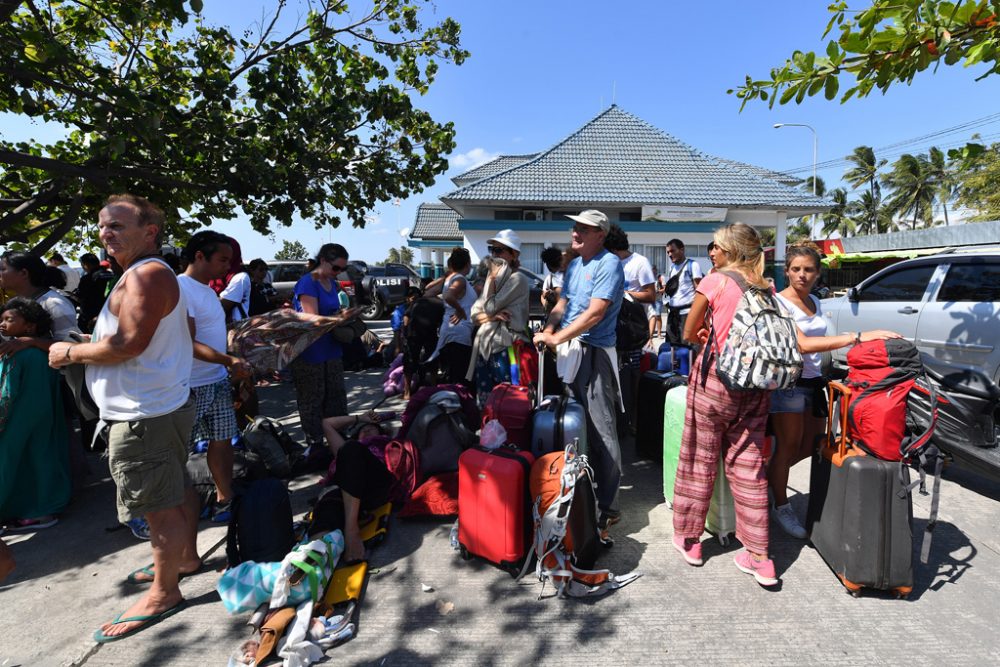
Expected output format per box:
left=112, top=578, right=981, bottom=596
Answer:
left=2, top=367, right=999, bottom=666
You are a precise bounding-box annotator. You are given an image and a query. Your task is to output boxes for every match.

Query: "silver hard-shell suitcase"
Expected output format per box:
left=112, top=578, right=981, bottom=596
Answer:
left=531, top=349, right=588, bottom=458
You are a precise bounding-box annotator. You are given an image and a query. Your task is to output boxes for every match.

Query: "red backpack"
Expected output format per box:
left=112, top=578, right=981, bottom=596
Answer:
left=383, top=439, right=420, bottom=504
left=845, top=339, right=937, bottom=463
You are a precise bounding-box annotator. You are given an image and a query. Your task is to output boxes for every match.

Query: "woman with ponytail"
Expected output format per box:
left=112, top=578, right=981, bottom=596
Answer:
left=670, top=223, right=780, bottom=586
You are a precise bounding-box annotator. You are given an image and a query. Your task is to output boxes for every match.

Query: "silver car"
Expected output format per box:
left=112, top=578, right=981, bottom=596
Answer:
left=823, top=248, right=1000, bottom=383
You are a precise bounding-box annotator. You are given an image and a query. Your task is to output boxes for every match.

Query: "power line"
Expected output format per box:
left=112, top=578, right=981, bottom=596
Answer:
left=779, top=111, right=1000, bottom=174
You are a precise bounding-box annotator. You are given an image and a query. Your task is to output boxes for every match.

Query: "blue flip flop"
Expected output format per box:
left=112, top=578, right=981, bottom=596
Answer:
left=93, top=600, right=186, bottom=643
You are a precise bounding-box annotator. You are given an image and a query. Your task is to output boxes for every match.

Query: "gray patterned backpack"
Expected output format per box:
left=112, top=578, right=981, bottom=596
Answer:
left=706, top=271, right=802, bottom=391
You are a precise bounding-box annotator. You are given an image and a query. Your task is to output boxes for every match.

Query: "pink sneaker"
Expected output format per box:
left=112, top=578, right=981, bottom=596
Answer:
left=672, top=535, right=703, bottom=566
left=733, top=550, right=779, bottom=587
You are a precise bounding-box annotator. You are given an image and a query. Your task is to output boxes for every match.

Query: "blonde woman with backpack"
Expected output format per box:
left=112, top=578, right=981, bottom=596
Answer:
left=670, top=223, right=781, bottom=586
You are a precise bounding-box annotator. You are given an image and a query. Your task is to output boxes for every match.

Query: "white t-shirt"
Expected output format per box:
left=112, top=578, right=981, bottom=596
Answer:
left=775, top=292, right=827, bottom=379
left=543, top=270, right=563, bottom=291
left=620, top=252, right=655, bottom=293
left=667, top=258, right=704, bottom=309
left=37, top=289, right=80, bottom=341
left=59, top=265, right=81, bottom=292
left=220, top=272, right=251, bottom=322
left=179, top=275, right=229, bottom=387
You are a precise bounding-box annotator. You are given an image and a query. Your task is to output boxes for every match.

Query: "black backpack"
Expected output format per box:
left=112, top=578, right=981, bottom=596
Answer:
left=616, top=298, right=649, bottom=351
left=242, top=417, right=303, bottom=478
left=226, top=477, right=295, bottom=567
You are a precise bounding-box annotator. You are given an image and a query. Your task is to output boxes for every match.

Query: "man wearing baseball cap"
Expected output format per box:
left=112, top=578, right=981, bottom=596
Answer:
left=533, top=209, right=625, bottom=545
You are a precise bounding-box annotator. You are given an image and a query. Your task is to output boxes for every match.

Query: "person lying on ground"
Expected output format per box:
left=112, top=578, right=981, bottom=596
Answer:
left=321, top=411, right=398, bottom=562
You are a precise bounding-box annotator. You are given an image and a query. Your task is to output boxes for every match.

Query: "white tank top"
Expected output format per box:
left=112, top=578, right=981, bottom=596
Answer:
left=86, top=257, right=193, bottom=421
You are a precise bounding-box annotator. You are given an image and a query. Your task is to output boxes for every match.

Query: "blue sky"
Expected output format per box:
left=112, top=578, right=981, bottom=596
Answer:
left=4, top=1, right=998, bottom=262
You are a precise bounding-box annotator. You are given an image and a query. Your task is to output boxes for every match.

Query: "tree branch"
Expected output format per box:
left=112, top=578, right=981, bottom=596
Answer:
left=0, top=0, right=24, bottom=23
left=30, top=190, right=83, bottom=255
left=0, top=149, right=217, bottom=190
left=0, top=178, right=63, bottom=232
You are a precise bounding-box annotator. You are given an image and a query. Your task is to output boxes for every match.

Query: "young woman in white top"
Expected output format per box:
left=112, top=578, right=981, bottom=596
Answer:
left=768, top=244, right=899, bottom=539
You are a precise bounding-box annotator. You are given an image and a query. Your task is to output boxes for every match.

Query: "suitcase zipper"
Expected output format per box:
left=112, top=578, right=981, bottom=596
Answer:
left=878, top=468, right=889, bottom=589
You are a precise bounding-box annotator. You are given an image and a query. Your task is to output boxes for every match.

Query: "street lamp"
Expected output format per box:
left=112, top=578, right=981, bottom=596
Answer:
left=773, top=123, right=818, bottom=196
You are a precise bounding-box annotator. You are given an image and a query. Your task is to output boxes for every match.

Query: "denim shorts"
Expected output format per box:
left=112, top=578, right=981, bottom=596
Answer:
left=769, top=386, right=813, bottom=414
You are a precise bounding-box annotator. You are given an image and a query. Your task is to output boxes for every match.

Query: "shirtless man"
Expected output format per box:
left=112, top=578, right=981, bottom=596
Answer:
left=50, top=194, right=198, bottom=642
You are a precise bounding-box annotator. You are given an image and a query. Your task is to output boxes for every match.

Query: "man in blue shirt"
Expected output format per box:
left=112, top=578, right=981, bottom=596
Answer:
left=534, top=209, right=625, bottom=544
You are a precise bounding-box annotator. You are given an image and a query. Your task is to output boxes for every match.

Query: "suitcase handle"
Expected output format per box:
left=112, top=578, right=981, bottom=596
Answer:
left=827, top=381, right=852, bottom=459
left=536, top=343, right=546, bottom=405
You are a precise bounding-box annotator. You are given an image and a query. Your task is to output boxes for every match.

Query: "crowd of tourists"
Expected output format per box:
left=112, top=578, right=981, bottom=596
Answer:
left=0, top=194, right=902, bottom=646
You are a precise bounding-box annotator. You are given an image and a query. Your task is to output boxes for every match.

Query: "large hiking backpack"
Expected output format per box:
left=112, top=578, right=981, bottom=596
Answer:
left=707, top=271, right=802, bottom=391
left=616, top=297, right=650, bottom=352
left=517, top=443, right=641, bottom=598
left=404, top=391, right=477, bottom=477
left=845, top=339, right=937, bottom=463
left=226, top=477, right=295, bottom=567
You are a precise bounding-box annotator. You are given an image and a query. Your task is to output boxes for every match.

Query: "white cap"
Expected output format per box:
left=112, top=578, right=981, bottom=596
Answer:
left=566, top=209, right=610, bottom=233
left=487, top=229, right=522, bottom=253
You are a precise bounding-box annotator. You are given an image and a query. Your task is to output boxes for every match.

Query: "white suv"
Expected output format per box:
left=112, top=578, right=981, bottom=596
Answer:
left=823, top=248, right=1000, bottom=383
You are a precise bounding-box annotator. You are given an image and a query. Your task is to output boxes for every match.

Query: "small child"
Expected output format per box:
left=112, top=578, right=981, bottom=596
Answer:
left=0, top=297, right=71, bottom=532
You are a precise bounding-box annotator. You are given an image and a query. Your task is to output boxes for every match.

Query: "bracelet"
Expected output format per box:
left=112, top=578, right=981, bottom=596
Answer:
left=855, top=331, right=862, bottom=345
left=64, top=345, right=73, bottom=362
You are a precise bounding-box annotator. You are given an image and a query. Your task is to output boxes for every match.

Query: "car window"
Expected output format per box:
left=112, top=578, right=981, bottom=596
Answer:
left=275, top=265, right=305, bottom=282
left=858, top=265, right=935, bottom=302
left=938, top=262, right=1000, bottom=302
left=387, top=266, right=409, bottom=277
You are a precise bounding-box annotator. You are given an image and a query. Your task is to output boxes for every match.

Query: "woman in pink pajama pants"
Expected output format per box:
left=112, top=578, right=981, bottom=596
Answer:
left=670, top=223, right=779, bottom=587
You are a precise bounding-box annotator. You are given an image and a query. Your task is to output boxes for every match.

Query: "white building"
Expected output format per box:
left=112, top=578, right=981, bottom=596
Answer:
left=409, top=105, right=829, bottom=279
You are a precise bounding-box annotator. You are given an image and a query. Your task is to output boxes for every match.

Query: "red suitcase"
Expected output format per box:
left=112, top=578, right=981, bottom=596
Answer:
left=482, top=383, right=533, bottom=450
left=458, top=447, right=534, bottom=575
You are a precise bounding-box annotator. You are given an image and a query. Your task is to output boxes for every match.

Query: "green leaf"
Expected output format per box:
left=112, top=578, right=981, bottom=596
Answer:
left=190, top=0, right=203, bottom=13
left=824, top=75, right=840, bottom=100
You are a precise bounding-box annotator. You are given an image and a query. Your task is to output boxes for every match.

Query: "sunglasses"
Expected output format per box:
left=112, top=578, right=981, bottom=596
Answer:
left=323, top=258, right=347, bottom=271
left=572, top=224, right=600, bottom=235
left=488, top=245, right=509, bottom=255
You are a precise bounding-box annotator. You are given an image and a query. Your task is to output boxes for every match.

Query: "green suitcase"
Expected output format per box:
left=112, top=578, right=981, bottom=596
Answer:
left=662, top=384, right=687, bottom=507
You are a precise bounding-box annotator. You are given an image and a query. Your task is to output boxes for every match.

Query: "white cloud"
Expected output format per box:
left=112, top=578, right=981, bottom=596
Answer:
left=450, top=147, right=499, bottom=170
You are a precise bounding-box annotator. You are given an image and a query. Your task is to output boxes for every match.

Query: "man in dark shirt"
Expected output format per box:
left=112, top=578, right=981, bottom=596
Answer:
left=75, top=253, right=115, bottom=333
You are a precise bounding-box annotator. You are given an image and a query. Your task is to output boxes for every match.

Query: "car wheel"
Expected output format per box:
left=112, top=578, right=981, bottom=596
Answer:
left=360, top=299, right=383, bottom=320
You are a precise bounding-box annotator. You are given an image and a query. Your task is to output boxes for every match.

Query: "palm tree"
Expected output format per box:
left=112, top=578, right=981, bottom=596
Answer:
left=821, top=188, right=853, bottom=238
left=795, top=176, right=826, bottom=238
left=925, top=146, right=956, bottom=225
left=786, top=218, right=813, bottom=243
left=843, top=146, right=887, bottom=231
left=883, top=153, right=936, bottom=229
left=848, top=191, right=892, bottom=235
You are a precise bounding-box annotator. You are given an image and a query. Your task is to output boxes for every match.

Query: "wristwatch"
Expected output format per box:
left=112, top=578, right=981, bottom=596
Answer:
left=854, top=331, right=862, bottom=345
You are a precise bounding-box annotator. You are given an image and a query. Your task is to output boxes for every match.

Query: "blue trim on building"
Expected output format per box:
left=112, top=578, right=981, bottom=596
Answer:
left=456, top=219, right=724, bottom=233
left=407, top=238, right=460, bottom=248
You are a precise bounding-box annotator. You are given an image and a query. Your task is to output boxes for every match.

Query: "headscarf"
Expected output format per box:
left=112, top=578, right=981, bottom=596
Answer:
left=465, top=258, right=530, bottom=380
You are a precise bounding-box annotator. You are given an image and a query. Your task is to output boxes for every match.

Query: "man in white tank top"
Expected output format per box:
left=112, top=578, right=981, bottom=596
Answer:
left=49, top=195, right=197, bottom=642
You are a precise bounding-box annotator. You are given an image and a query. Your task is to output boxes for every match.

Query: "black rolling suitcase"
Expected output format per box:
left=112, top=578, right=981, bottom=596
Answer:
left=635, top=370, right=687, bottom=461
left=806, top=381, right=914, bottom=598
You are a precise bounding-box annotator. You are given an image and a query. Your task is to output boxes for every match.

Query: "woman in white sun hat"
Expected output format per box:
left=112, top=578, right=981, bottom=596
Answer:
left=467, top=229, right=531, bottom=406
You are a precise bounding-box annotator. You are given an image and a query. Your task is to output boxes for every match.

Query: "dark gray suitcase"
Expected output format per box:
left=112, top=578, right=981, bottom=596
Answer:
left=806, top=381, right=914, bottom=597
left=636, top=370, right=686, bottom=461
left=531, top=350, right=587, bottom=458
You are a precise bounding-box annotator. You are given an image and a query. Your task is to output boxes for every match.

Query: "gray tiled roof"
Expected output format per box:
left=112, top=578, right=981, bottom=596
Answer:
left=713, top=158, right=803, bottom=187
left=410, top=203, right=461, bottom=240
left=451, top=154, right=539, bottom=186
left=441, top=106, right=830, bottom=211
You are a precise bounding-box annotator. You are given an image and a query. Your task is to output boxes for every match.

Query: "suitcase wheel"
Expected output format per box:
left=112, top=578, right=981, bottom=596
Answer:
left=459, top=545, right=472, bottom=561
left=717, top=534, right=730, bottom=547
left=847, top=588, right=862, bottom=598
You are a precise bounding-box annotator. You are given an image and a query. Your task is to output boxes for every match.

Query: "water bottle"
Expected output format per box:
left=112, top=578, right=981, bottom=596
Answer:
left=449, top=519, right=460, bottom=549
left=675, top=347, right=691, bottom=376
left=507, top=346, right=520, bottom=386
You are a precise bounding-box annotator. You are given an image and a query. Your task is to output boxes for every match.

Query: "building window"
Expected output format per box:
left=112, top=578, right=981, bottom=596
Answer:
left=619, top=210, right=642, bottom=221
left=520, top=243, right=545, bottom=274
left=494, top=210, right=521, bottom=220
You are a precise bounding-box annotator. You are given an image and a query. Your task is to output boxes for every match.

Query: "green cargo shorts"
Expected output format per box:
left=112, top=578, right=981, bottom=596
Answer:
left=107, top=398, right=196, bottom=523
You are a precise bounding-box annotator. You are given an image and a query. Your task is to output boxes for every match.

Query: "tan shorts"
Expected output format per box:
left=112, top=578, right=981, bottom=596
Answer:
left=107, top=398, right=196, bottom=523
